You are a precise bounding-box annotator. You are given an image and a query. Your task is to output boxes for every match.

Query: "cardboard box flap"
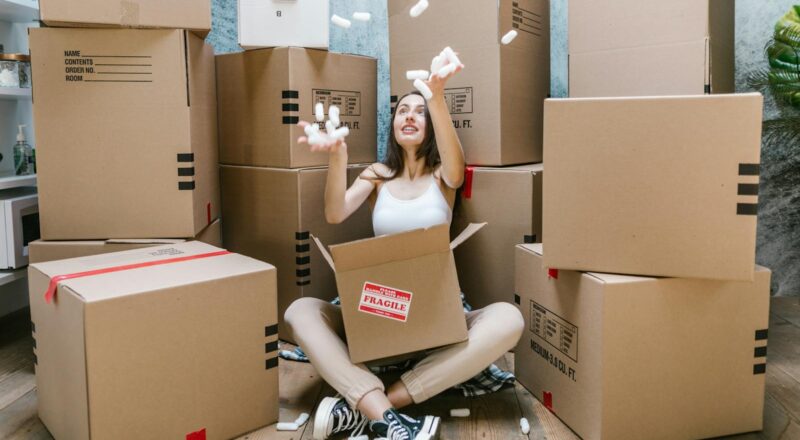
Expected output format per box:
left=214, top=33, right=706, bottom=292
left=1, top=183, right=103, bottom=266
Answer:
left=449, top=222, right=487, bottom=251
left=105, top=239, right=186, bottom=245
left=31, top=242, right=272, bottom=303
left=312, top=234, right=336, bottom=272
left=329, top=223, right=451, bottom=272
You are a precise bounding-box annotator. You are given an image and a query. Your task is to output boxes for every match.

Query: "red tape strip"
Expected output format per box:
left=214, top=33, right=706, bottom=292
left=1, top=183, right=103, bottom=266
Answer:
left=186, top=428, right=206, bottom=440
left=44, top=250, right=231, bottom=304
left=547, top=268, right=559, bottom=279
left=543, top=391, right=553, bottom=411
left=463, top=166, right=474, bottom=199
left=206, top=202, right=212, bottom=225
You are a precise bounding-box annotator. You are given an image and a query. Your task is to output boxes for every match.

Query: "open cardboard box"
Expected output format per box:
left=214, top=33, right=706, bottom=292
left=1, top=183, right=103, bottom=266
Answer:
left=313, top=223, right=485, bottom=363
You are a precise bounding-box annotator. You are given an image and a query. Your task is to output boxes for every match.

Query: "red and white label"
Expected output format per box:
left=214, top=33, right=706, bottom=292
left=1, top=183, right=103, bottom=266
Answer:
left=358, top=282, right=413, bottom=322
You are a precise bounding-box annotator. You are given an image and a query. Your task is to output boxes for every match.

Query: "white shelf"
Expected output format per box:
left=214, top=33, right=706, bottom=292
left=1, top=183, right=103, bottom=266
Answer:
left=0, top=0, right=39, bottom=22
left=0, top=267, right=26, bottom=287
left=0, top=87, right=31, bottom=100
left=0, top=174, right=35, bottom=190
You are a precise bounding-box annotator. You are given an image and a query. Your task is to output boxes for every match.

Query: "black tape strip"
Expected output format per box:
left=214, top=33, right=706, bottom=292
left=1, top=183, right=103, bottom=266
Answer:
left=737, top=203, right=758, bottom=216
left=264, top=324, right=279, bottom=337
left=296, top=268, right=311, bottom=277
left=390, top=95, right=398, bottom=103
left=296, top=243, right=310, bottom=253
left=178, top=167, right=195, bottom=177
left=177, top=153, right=194, bottom=162
left=265, top=341, right=279, bottom=353
left=738, top=183, right=759, bottom=196
left=704, top=84, right=711, bottom=94
left=282, top=103, right=299, bottom=111
left=283, top=116, right=300, bottom=124
left=296, top=256, right=310, bottom=265
left=514, top=294, right=520, bottom=305
left=755, top=329, right=768, bottom=340
left=33, top=353, right=37, bottom=365
left=266, top=357, right=279, bottom=370
left=754, top=346, right=767, bottom=357
left=282, top=90, right=299, bottom=99
left=753, top=363, right=766, bottom=375
left=295, top=231, right=310, bottom=240
left=523, top=235, right=536, bottom=244
left=31, top=321, right=35, bottom=332
left=296, top=280, right=311, bottom=286
left=739, top=163, right=760, bottom=176
left=178, top=181, right=196, bottom=191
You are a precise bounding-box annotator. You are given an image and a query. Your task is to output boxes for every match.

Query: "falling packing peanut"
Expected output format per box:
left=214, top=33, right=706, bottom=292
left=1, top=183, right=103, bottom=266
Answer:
left=501, top=29, right=518, bottom=45
left=409, top=0, right=429, bottom=17
left=437, top=63, right=458, bottom=78
left=430, top=55, right=445, bottom=74
left=520, top=417, right=530, bottom=434
left=315, top=102, right=325, bottom=122
left=276, top=422, right=298, bottom=431
left=352, top=12, right=371, bottom=22
left=450, top=408, right=470, bottom=417
left=413, top=79, right=433, bottom=99
left=329, top=105, right=341, bottom=127
left=330, top=126, right=350, bottom=140
left=331, top=14, right=351, bottom=28
left=406, top=70, right=430, bottom=80
left=441, top=46, right=462, bottom=67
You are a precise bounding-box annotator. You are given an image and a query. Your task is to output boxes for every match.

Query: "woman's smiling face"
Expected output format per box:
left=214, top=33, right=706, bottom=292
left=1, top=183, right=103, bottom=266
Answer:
left=393, top=93, right=427, bottom=148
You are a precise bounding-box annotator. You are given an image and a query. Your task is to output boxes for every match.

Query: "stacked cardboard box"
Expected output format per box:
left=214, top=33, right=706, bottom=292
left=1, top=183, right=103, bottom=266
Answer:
left=28, top=4, right=280, bottom=438
left=216, top=46, right=378, bottom=338
left=568, top=0, right=734, bottom=97
left=514, top=93, right=769, bottom=439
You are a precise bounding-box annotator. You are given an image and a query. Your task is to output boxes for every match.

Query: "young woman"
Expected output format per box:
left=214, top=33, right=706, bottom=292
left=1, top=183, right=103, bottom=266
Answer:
left=284, top=63, right=524, bottom=440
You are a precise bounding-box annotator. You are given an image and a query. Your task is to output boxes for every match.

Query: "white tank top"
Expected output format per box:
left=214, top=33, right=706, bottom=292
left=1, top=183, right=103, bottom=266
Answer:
left=372, top=178, right=452, bottom=236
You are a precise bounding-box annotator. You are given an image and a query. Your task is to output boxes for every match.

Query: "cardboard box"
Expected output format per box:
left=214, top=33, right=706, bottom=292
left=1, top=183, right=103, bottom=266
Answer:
left=28, top=242, right=278, bottom=440
left=39, top=0, right=211, bottom=32
left=314, top=223, right=484, bottom=363
left=543, top=94, right=762, bottom=280
left=220, top=164, right=373, bottom=338
left=452, top=164, right=543, bottom=309
left=569, top=0, right=734, bottom=97
left=216, top=48, right=377, bottom=168
left=30, top=28, right=220, bottom=240
left=29, top=218, right=222, bottom=264
left=514, top=243, right=770, bottom=440
left=389, top=0, right=550, bottom=166
left=238, top=0, right=329, bottom=49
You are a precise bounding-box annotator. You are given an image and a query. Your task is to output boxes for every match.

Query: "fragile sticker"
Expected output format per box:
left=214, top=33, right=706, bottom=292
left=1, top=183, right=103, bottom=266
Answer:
left=358, top=282, right=412, bottom=322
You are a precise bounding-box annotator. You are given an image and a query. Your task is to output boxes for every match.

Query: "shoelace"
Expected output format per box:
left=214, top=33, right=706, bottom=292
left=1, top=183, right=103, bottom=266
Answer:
left=331, top=406, right=368, bottom=437
left=387, top=420, right=412, bottom=440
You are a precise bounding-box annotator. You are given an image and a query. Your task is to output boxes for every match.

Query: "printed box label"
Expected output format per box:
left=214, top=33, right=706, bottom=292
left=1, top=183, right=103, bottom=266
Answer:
left=358, top=282, right=412, bottom=322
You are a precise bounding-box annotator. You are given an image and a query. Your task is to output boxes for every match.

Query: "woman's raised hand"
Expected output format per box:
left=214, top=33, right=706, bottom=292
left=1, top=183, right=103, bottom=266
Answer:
left=426, top=58, right=464, bottom=99
left=297, top=120, right=348, bottom=154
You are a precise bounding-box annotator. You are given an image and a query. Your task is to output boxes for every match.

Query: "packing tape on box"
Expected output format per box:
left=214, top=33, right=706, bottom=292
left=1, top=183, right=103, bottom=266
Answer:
left=547, top=268, right=559, bottom=279
left=186, top=428, right=206, bottom=440
left=44, top=250, right=231, bottom=303
left=543, top=391, right=553, bottom=411
left=463, top=166, right=475, bottom=199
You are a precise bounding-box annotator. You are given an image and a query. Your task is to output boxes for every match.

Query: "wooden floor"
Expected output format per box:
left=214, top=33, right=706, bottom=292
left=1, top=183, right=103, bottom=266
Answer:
left=2, top=297, right=799, bottom=439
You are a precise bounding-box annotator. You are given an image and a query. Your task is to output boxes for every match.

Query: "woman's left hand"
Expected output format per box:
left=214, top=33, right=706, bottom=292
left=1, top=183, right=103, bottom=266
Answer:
left=426, top=61, right=464, bottom=100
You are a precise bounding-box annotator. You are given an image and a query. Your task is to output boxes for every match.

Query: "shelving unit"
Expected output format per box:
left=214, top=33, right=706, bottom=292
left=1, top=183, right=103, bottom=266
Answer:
left=0, top=86, right=30, bottom=99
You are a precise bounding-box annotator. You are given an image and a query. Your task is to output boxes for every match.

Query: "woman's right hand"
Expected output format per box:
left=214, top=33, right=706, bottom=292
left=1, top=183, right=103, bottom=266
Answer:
left=297, top=121, right=348, bottom=155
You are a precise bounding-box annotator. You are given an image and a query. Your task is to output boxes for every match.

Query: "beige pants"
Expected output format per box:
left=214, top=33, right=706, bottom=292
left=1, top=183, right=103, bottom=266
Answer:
left=284, top=297, right=524, bottom=408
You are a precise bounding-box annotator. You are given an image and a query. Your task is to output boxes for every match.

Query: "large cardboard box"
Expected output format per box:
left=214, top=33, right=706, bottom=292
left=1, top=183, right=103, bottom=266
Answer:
left=514, top=243, right=770, bottom=440
left=39, top=0, right=211, bottom=32
left=389, top=0, right=550, bottom=166
left=216, top=48, right=377, bottom=168
left=314, top=223, right=484, bottom=363
left=30, top=28, right=220, bottom=240
left=543, top=94, right=762, bottom=280
left=569, top=0, right=734, bottom=97
left=452, top=164, right=543, bottom=309
left=28, top=242, right=279, bottom=440
left=29, top=218, right=222, bottom=263
left=220, top=164, right=373, bottom=338
left=238, top=0, right=328, bottom=49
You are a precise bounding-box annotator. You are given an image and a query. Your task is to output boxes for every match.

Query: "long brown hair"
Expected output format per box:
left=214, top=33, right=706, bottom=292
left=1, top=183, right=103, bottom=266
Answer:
left=374, top=91, right=440, bottom=181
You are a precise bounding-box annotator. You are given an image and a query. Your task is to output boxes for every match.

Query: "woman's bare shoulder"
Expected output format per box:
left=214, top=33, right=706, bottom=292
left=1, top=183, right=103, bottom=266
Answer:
left=360, top=162, right=392, bottom=179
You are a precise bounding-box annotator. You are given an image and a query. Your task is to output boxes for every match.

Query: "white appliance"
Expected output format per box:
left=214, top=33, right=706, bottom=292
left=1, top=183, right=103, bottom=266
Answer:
left=0, top=187, right=39, bottom=269
left=238, top=0, right=330, bottom=49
